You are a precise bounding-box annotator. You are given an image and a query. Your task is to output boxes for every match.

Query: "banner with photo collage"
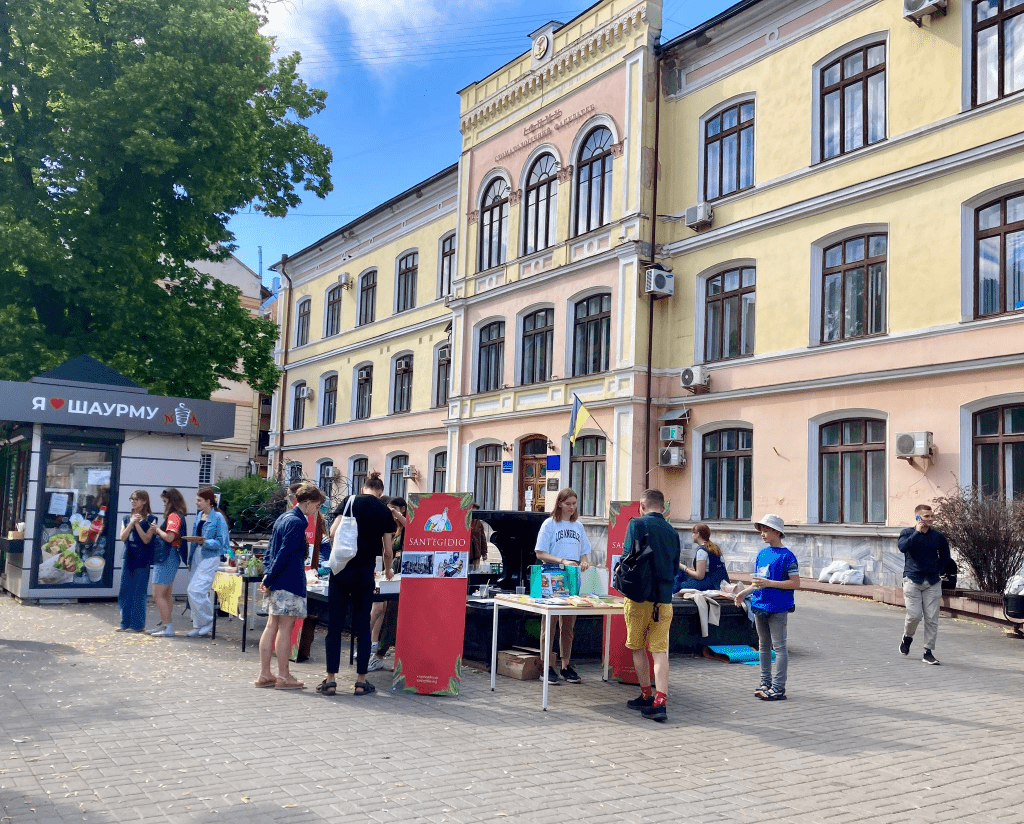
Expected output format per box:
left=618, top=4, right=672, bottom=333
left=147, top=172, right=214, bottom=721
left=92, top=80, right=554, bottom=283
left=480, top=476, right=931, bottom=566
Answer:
left=606, top=500, right=654, bottom=684
left=392, top=492, right=472, bottom=696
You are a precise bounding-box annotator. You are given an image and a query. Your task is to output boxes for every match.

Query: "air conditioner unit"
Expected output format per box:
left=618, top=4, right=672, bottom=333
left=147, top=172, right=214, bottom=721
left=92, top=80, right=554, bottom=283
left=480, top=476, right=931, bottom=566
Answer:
left=660, top=425, right=685, bottom=442
left=358, top=367, right=372, bottom=381
left=396, top=357, right=412, bottom=371
left=895, top=431, right=933, bottom=459
left=438, top=345, right=450, bottom=361
left=658, top=446, right=686, bottom=468
left=680, top=365, right=710, bottom=390
left=684, top=202, right=713, bottom=230
left=296, top=386, right=313, bottom=400
left=645, top=268, right=675, bottom=297
left=402, top=465, right=418, bottom=479
left=338, top=272, right=352, bottom=289
left=903, top=0, right=947, bottom=25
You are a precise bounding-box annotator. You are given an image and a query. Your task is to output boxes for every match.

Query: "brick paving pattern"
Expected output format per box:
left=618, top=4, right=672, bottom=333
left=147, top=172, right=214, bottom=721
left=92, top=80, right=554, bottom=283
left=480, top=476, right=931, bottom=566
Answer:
left=1, top=591, right=1022, bottom=823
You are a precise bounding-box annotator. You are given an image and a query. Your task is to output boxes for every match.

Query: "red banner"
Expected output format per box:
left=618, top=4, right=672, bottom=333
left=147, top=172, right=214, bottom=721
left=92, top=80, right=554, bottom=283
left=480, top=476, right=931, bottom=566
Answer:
left=606, top=500, right=652, bottom=684
left=392, top=492, right=472, bottom=696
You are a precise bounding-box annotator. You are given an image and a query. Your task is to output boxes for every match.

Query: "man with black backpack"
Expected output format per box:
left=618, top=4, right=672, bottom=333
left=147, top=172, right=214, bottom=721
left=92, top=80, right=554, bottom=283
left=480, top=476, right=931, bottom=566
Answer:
left=616, top=489, right=680, bottom=722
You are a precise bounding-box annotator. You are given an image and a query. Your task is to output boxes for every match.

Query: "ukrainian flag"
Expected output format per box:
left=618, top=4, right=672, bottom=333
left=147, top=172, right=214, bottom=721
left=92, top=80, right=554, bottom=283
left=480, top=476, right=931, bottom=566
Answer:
left=568, top=394, right=592, bottom=446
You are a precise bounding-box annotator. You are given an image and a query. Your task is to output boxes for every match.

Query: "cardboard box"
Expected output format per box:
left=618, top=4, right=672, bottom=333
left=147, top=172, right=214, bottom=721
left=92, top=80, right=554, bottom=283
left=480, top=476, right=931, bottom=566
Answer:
left=496, top=649, right=543, bottom=681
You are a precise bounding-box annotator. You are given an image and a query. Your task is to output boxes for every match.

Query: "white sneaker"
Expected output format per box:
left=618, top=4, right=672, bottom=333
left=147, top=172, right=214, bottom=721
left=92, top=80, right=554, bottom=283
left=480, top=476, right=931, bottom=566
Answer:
left=151, top=625, right=175, bottom=637
left=196, top=624, right=213, bottom=637
left=186, top=626, right=204, bottom=637
left=366, top=656, right=385, bottom=672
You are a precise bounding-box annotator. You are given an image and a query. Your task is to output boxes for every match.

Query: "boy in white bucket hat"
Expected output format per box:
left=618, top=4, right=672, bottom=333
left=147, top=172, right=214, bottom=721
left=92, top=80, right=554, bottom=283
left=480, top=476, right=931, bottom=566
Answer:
left=733, top=514, right=800, bottom=700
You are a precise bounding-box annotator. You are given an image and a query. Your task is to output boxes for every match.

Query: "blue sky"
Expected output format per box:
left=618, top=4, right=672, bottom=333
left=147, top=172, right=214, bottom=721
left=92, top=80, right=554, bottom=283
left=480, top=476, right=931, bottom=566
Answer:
left=228, top=0, right=738, bottom=281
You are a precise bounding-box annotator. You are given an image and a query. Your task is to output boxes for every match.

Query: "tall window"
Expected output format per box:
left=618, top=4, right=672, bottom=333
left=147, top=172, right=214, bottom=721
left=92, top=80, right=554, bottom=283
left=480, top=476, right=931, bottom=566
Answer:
left=573, top=293, right=611, bottom=376
left=524, top=154, right=558, bottom=255
left=435, top=344, right=451, bottom=408
left=973, top=0, right=1024, bottom=106
left=820, top=418, right=886, bottom=523
left=292, top=383, right=306, bottom=430
left=355, top=366, right=373, bottom=420
left=570, top=436, right=606, bottom=517
left=199, top=453, right=213, bottom=486
left=575, top=127, right=614, bottom=235
left=322, top=374, right=338, bottom=425
left=393, top=356, right=413, bottom=414
left=440, top=234, right=456, bottom=297
left=975, top=192, right=1024, bottom=317
left=358, top=270, right=376, bottom=326
left=318, top=461, right=335, bottom=499
left=287, top=462, right=303, bottom=485
left=820, top=43, right=886, bottom=161
left=474, top=444, right=502, bottom=510
left=974, top=404, right=1024, bottom=497
left=821, top=234, right=887, bottom=343
left=351, top=458, right=368, bottom=493
left=389, top=454, right=408, bottom=498
left=704, top=101, right=754, bottom=201
left=397, top=252, right=418, bottom=313
left=433, top=451, right=447, bottom=493
left=705, top=267, right=755, bottom=361
left=477, top=321, right=505, bottom=392
left=296, top=298, right=311, bottom=346
left=479, top=179, right=510, bottom=271
left=325, top=286, right=342, bottom=337
left=521, top=308, right=554, bottom=385
left=702, top=429, right=752, bottom=520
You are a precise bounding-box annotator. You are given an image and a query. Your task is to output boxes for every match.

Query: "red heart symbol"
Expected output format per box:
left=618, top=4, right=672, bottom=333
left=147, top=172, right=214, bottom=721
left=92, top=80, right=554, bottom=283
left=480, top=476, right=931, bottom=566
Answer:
left=49, top=398, right=65, bottom=410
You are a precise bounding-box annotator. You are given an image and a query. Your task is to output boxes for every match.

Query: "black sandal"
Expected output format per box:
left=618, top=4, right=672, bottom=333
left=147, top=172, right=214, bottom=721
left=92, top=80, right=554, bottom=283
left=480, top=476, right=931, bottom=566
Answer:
left=316, top=679, right=337, bottom=695
left=353, top=680, right=376, bottom=696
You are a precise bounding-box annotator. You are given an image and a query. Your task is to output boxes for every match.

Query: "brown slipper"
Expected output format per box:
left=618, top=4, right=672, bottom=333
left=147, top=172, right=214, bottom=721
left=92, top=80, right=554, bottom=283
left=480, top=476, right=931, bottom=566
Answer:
left=275, top=677, right=305, bottom=690
left=253, top=675, right=276, bottom=688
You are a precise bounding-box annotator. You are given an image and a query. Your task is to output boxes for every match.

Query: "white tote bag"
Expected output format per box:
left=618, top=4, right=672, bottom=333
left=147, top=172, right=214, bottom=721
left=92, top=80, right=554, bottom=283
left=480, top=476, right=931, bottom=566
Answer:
left=328, top=496, right=359, bottom=574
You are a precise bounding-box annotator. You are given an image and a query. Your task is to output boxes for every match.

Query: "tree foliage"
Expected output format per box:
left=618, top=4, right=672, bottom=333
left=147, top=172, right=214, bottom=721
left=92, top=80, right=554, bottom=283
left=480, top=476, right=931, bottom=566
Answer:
left=0, top=0, right=332, bottom=397
left=931, top=486, right=1024, bottom=594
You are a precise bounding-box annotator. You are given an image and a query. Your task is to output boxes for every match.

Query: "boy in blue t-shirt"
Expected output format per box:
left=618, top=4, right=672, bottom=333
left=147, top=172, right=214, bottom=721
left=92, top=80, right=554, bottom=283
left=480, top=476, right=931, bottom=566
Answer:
left=734, top=514, right=800, bottom=701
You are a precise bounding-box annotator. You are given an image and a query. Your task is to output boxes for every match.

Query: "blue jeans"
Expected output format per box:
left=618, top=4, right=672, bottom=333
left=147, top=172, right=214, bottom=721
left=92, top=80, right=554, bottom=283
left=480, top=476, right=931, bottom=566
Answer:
left=754, top=611, right=789, bottom=691
left=119, top=566, right=151, bottom=630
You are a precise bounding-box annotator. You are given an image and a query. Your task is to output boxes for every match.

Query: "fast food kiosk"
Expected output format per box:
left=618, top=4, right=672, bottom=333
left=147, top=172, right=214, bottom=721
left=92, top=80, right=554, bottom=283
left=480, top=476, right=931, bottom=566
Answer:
left=0, top=356, right=234, bottom=602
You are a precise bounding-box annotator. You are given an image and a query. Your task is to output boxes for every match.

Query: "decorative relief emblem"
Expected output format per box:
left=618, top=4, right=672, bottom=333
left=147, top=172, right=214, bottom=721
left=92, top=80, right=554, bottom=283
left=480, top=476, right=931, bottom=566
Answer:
left=556, top=165, right=574, bottom=184
left=533, top=35, right=549, bottom=60
left=509, top=189, right=522, bottom=206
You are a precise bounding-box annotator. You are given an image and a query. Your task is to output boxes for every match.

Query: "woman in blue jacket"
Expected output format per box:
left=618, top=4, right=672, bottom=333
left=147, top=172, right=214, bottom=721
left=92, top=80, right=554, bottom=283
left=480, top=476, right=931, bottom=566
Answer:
left=180, top=487, right=230, bottom=637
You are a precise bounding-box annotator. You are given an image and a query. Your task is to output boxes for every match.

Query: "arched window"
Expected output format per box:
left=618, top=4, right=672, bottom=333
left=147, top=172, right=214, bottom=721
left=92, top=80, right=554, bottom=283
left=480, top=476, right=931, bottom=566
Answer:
left=355, top=365, right=373, bottom=420
left=570, top=436, right=606, bottom=517
left=474, top=444, right=502, bottom=510
left=439, top=233, right=456, bottom=298
left=524, top=154, right=558, bottom=255
left=325, top=286, right=342, bottom=337
left=575, top=127, right=613, bottom=235
left=477, top=321, right=505, bottom=393
left=521, top=308, right=554, bottom=385
left=705, top=267, right=756, bottom=361
left=702, top=428, right=753, bottom=519
left=292, top=383, right=306, bottom=430
left=296, top=298, right=311, bottom=346
left=432, top=451, right=447, bottom=493
left=478, top=178, right=510, bottom=271
left=321, top=374, right=338, bottom=425
left=820, top=418, right=886, bottom=523
left=397, top=252, right=418, bottom=313
left=351, top=458, right=368, bottom=493
left=975, top=192, right=1024, bottom=317
left=393, top=355, right=413, bottom=414
left=974, top=404, right=1024, bottom=497
left=819, top=43, right=886, bottom=161
left=389, top=454, right=409, bottom=498
left=704, top=101, right=754, bottom=202
left=821, top=233, right=887, bottom=343
left=358, top=270, right=377, bottom=326
left=318, top=460, right=335, bottom=499
left=572, top=293, right=611, bottom=376
left=973, top=0, right=1024, bottom=106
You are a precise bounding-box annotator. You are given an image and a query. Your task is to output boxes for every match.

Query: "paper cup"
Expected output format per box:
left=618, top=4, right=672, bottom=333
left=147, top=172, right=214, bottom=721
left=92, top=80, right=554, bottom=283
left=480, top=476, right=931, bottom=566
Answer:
left=84, top=556, right=105, bottom=582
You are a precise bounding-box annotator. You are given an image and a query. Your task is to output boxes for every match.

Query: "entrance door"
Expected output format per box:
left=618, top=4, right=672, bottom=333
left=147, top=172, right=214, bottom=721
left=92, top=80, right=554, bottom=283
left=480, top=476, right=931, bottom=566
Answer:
left=518, top=437, right=548, bottom=512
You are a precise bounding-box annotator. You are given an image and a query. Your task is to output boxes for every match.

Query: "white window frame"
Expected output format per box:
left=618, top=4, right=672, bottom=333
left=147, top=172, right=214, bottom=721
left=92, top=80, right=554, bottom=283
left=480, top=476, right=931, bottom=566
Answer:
left=806, top=408, right=888, bottom=525
left=199, top=452, right=214, bottom=486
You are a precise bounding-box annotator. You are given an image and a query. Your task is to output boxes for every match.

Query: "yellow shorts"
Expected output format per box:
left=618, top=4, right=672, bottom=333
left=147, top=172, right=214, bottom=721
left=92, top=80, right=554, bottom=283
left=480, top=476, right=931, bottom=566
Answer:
left=623, top=599, right=673, bottom=653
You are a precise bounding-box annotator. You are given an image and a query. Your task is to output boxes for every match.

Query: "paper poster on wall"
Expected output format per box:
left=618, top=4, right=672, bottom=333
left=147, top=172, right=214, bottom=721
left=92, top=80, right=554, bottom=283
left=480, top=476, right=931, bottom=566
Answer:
left=392, top=492, right=472, bottom=696
left=48, top=492, right=71, bottom=516
left=87, top=468, right=111, bottom=486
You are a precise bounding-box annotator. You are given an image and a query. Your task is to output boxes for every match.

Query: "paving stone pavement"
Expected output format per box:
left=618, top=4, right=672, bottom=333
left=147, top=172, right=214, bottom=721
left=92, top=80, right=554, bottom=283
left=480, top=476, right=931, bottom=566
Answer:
left=1, top=591, right=1022, bottom=824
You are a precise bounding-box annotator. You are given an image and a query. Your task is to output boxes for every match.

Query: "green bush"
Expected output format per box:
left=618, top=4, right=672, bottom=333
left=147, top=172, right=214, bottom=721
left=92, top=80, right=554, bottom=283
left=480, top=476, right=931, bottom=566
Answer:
left=214, top=476, right=287, bottom=535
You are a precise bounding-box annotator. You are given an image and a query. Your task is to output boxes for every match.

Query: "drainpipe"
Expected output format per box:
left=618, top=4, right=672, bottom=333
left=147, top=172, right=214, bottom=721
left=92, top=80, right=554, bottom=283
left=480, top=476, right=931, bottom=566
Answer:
left=643, top=49, right=663, bottom=488
left=276, top=254, right=292, bottom=481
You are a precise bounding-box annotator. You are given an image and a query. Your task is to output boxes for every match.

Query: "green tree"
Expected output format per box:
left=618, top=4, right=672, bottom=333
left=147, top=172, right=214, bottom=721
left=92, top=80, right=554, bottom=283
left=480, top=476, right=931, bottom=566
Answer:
left=0, top=0, right=332, bottom=397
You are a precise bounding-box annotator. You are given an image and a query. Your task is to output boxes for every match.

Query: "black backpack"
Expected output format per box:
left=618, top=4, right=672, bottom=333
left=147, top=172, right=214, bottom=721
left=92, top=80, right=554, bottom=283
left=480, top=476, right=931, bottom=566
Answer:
left=613, top=518, right=655, bottom=603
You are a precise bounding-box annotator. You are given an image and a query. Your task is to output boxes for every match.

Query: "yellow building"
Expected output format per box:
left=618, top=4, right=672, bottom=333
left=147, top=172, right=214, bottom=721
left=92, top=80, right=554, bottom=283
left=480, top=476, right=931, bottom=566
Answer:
left=653, top=0, right=1024, bottom=583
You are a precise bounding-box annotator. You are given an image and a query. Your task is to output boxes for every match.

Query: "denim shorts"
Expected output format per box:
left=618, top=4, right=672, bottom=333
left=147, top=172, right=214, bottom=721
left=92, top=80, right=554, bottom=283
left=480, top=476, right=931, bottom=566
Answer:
left=152, top=552, right=180, bottom=586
